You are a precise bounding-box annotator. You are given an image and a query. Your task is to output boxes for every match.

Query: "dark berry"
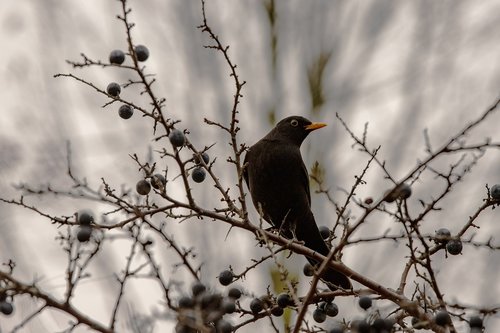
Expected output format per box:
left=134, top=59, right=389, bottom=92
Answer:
left=446, top=239, right=463, bottom=255
left=371, top=318, right=386, bottom=331
left=250, top=298, right=263, bottom=314
left=194, top=152, right=210, bottom=165
left=434, top=311, right=451, bottom=326
left=328, top=325, right=345, bottom=333
left=150, top=174, right=166, bottom=190
left=134, top=45, right=149, bottom=62
left=490, top=184, right=500, bottom=200
left=303, top=263, right=314, bottom=277
left=222, top=299, right=236, bottom=314
left=136, top=179, right=151, bottom=195
left=383, top=189, right=398, bottom=203
left=77, top=225, right=92, bottom=242
left=227, top=287, right=242, bottom=299
left=109, top=49, right=125, bottom=64
left=191, top=282, right=206, bottom=296
left=364, top=197, right=373, bottom=205
left=78, top=210, right=94, bottom=225
left=435, top=228, right=451, bottom=243
left=106, top=82, right=121, bottom=97
left=325, top=302, right=339, bottom=317
left=398, top=183, right=412, bottom=199
left=384, top=318, right=395, bottom=330
left=178, top=296, right=194, bottom=308
left=192, top=167, right=206, bottom=183
left=271, top=306, right=284, bottom=317
left=354, top=320, right=371, bottom=333
left=216, top=319, right=232, bottom=333
left=358, top=296, right=372, bottom=310
left=319, top=226, right=330, bottom=240
left=218, top=270, right=233, bottom=286
left=118, top=105, right=133, bottom=119
left=169, top=130, right=185, bottom=147
left=276, top=293, right=292, bottom=308
left=313, top=308, right=326, bottom=323
left=0, top=301, right=13, bottom=315
left=200, top=293, right=221, bottom=310
left=469, top=316, right=483, bottom=328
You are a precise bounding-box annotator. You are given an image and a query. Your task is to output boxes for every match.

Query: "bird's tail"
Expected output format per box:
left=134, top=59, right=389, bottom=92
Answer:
left=295, top=212, right=352, bottom=290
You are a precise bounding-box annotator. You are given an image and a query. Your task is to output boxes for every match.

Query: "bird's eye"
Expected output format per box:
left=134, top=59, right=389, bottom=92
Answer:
left=290, top=119, right=299, bottom=127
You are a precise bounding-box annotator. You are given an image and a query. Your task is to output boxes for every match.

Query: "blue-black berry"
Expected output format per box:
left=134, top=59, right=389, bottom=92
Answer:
left=0, top=301, right=13, bottom=315
left=193, top=152, right=210, bottom=165
left=191, top=282, right=206, bottom=296
left=150, top=174, right=166, bottom=190
left=446, top=239, right=463, bottom=255
left=398, top=183, right=412, bottom=199
left=136, top=179, right=151, bottom=195
left=222, top=299, right=236, bottom=314
left=354, top=320, right=371, bottom=333
left=227, top=287, right=242, bottom=299
left=319, top=226, right=330, bottom=240
left=201, top=293, right=222, bottom=310
left=169, top=130, right=185, bottom=148
left=303, top=263, right=314, bottom=276
left=109, top=49, right=125, bottom=64
left=325, top=302, right=339, bottom=317
left=78, top=210, right=94, bottom=225
left=328, top=325, right=345, bottom=333
left=134, top=45, right=149, bottom=62
left=118, top=105, right=133, bottom=119
left=216, top=319, right=232, bottom=333
left=192, top=167, right=206, bottom=183
left=313, top=307, right=327, bottom=323
left=434, top=311, right=451, bottom=326
left=469, top=316, right=483, bottom=328
left=218, top=270, right=233, bottom=286
left=491, top=184, right=500, bottom=200
left=435, top=228, right=451, bottom=243
left=358, top=296, right=372, bottom=310
left=250, top=298, right=263, bottom=314
left=178, top=296, right=194, bottom=308
left=371, top=318, right=386, bottom=331
left=277, top=293, right=292, bottom=308
left=271, top=306, right=284, bottom=317
left=77, top=225, right=92, bottom=242
left=106, top=82, right=121, bottom=97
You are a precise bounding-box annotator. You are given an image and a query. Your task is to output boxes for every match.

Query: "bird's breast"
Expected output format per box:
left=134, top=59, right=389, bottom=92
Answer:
left=246, top=141, right=310, bottom=226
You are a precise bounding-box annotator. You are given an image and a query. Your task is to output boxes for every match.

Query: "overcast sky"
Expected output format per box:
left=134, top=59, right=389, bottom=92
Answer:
left=1, top=1, right=500, bottom=332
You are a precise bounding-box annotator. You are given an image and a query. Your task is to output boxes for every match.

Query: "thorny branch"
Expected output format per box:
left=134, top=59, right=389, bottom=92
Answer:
left=1, top=0, right=500, bottom=332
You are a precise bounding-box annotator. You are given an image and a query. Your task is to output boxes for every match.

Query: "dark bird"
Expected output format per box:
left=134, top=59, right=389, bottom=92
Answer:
left=243, top=116, right=351, bottom=290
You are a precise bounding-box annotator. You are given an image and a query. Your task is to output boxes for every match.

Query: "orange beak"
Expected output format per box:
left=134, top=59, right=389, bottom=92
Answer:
left=305, top=122, right=327, bottom=131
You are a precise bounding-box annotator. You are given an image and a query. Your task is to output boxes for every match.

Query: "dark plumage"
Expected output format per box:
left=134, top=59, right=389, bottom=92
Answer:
left=243, top=116, right=351, bottom=290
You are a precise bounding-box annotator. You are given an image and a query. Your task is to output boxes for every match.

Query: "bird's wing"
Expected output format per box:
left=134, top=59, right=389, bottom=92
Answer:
left=242, top=149, right=250, bottom=188
left=301, top=160, right=311, bottom=207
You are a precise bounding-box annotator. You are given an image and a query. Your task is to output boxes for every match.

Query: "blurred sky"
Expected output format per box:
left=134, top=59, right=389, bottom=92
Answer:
left=1, top=0, right=500, bottom=332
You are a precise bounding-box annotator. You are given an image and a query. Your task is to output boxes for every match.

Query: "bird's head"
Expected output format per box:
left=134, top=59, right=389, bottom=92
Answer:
left=267, top=116, right=327, bottom=146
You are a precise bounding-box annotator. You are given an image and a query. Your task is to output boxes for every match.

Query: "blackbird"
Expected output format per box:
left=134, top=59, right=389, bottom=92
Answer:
left=243, top=116, right=351, bottom=290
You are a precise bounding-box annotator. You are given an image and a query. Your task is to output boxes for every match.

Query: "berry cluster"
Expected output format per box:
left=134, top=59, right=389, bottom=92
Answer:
left=106, top=45, right=150, bottom=120
left=0, top=293, right=13, bottom=316
left=434, top=228, right=463, bottom=255
left=76, top=210, right=94, bottom=242
left=175, top=279, right=240, bottom=333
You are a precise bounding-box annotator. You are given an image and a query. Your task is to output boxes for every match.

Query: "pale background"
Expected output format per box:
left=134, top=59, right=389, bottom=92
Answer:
left=1, top=0, right=499, bottom=332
